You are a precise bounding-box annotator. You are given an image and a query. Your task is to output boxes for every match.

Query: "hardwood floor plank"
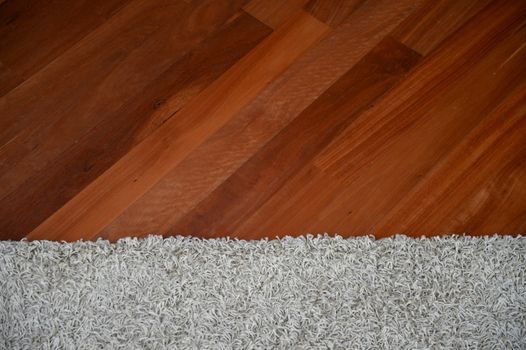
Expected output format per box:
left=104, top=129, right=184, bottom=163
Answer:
left=0, top=0, right=248, bottom=206
left=97, top=0, right=422, bottom=240
left=0, top=0, right=129, bottom=97
left=243, top=0, right=308, bottom=29
left=304, top=0, right=367, bottom=27
left=0, top=0, right=248, bottom=146
left=310, top=2, right=526, bottom=236
left=235, top=0, right=526, bottom=237
left=26, top=11, right=329, bottom=241
left=1, top=0, right=522, bottom=241
left=392, top=0, right=493, bottom=55
left=314, top=0, right=526, bottom=177
left=236, top=163, right=342, bottom=237
left=0, top=11, right=271, bottom=239
left=376, top=84, right=526, bottom=235
left=171, top=37, right=421, bottom=237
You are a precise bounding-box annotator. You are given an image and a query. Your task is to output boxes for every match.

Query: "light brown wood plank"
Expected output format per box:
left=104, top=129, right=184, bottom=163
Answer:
left=0, top=11, right=271, bottom=239
left=97, top=0, right=423, bottom=240
left=26, top=11, right=329, bottom=241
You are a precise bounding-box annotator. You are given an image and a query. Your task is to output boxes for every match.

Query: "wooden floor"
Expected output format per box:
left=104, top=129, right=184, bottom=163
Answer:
left=1, top=0, right=525, bottom=241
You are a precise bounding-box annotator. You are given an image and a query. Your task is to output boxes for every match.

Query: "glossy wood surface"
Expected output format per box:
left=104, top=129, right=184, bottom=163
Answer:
left=0, top=0, right=524, bottom=241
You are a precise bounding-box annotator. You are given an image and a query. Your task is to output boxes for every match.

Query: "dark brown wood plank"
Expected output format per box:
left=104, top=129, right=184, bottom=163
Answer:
left=1, top=0, right=524, bottom=241
left=96, top=0, right=422, bottom=240
left=236, top=163, right=341, bottom=237
left=0, top=0, right=248, bottom=205
left=0, top=10, right=271, bottom=239
left=171, top=37, right=421, bottom=237
left=0, top=0, right=129, bottom=97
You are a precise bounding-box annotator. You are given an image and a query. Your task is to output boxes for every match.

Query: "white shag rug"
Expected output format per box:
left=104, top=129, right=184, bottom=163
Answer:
left=1, top=235, right=525, bottom=349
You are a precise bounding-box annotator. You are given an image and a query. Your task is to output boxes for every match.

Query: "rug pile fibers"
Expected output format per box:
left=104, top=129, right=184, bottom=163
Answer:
left=1, top=234, right=525, bottom=349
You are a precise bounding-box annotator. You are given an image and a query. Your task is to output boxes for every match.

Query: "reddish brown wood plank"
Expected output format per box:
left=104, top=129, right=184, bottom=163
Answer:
left=244, top=0, right=308, bottom=29
left=171, top=37, right=421, bottom=237
left=376, top=84, right=526, bottom=235
left=0, top=11, right=271, bottom=239
left=392, top=0, right=493, bottom=55
left=236, top=163, right=342, bottom=237
left=0, top=0, right=129, bottom=97
left=0, top=0, right=247, bottom=206
left=0, top=0, right=247, bottom=146
left=97, top=0, right=422, bottom=240
left=314, top=1, right=526, bottom=184
left=304, top=0, right=366, bottom=26
left=1, top=0, right=524, bottom=241
left=234, top=0, right=526, bottom=237
left=26, top=11, right=329, bottom=242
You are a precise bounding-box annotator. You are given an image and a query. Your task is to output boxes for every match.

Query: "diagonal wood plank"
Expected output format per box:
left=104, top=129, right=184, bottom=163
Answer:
left=376, top=84, right=526, bottom=235
left=1, top=0, right=187, bottom=146
left=171, top=37, right=421, bottom=237
left=234, top=0, right=526, bottom=237
left=0, top=10, right=271, bottom=239
left=304, top=0, right=367, bottom=26
left=0, top=0, right=247, bottom=200
left=97, top=0, right=423, bottom=240
left=236, top=163, right=342, bottom=237
left=392, top=0, right=493, bottom=55
left=0, top=0, right=129, bottom=97
left=26, top=11, right=329, bottom=241
left=243, top=0, right=308, bottom=29
left=314, top=0, right=526, bottom=179
left=1, top=0, right=521, bottom=241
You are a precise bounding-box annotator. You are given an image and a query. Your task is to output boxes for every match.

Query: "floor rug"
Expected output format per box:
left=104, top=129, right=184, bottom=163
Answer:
left=1, top=235, right=525, bottom=349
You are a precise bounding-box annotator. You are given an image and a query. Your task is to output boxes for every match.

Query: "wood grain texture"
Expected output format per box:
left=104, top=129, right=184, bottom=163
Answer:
left=0, top=0, right=129, bottom=97
left=314, top=0, right=526, bottom=182
left=244, top=0, right=368, bottom=28
left=26, top=11, right=329, bottom=241
left=243, top=0, right=308, bottom=29
left=304, top=0, right=366, bottom=26
left=97, top=0, right=423, bottom=240
left=376, top=83, right=526, bottom=235
left=0, top=0, right=247, bottom=201
left=171, top=37, right=421, bottom=237
left=0, top=11, right=271, bottom=239
left=0, top=0, right=524, bottom=241
left=392, top=0, right=493, bottom=55
left=236, top=0, right=526, bottom=237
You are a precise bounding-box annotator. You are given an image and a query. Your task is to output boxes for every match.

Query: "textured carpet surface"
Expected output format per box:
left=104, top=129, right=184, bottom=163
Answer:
left=1, top=235, right=525, bottom=349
